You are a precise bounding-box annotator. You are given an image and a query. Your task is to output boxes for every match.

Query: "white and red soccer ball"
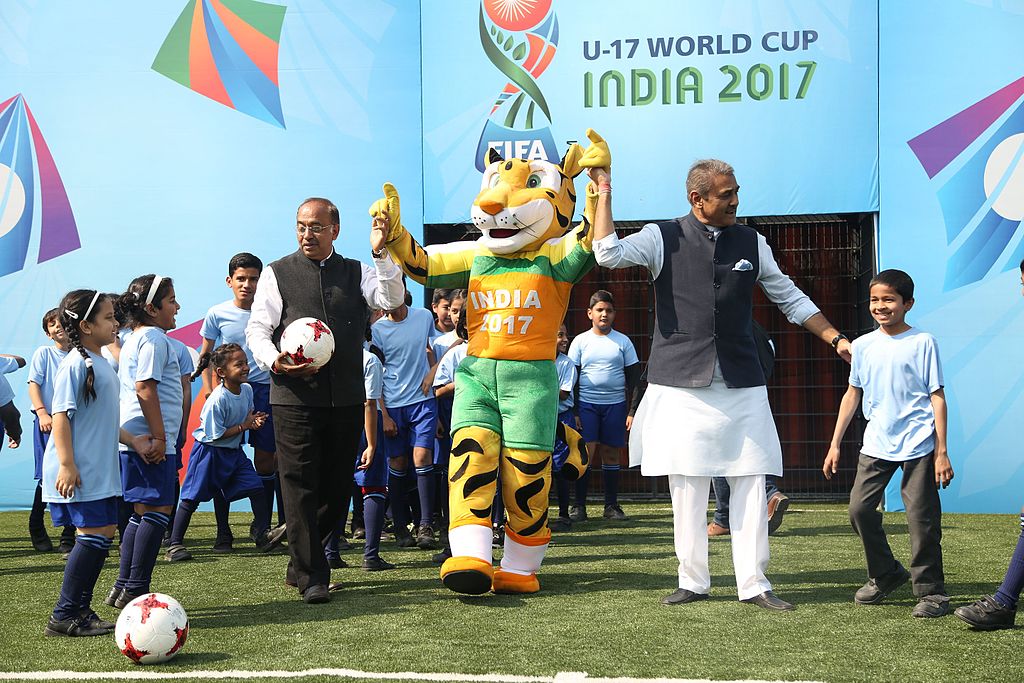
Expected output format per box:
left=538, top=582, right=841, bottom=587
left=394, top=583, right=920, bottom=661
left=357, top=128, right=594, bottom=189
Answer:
left=279, top=317, right=335, bottom=369
left=114, top=592, right=189, bottom=665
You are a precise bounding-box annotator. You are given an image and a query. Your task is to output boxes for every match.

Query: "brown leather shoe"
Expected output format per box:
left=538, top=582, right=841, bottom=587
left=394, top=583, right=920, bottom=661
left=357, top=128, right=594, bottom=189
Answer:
left=707, top=521, right=730, bottom=536
left=767, top=492, right=790, bottom=535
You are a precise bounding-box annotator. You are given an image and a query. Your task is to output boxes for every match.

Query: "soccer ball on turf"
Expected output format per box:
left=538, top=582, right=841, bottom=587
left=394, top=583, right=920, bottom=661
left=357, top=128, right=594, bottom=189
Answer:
left=279, top=317, right=335, bottom=368
left=114, top=592, right=189, bottom=664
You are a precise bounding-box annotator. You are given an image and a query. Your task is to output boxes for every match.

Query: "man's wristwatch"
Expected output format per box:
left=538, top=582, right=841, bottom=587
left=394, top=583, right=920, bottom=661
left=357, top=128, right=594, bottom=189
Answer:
left=371, top=247, right=387, bottom=259
left=830, top=333, right=849, bottom=349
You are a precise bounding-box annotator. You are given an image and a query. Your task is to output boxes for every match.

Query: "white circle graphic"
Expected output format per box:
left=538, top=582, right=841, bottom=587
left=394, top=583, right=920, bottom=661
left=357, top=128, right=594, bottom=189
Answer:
left=984, top=133, right=1024, bottom=221
left=0, top=163, right=27, bottom=239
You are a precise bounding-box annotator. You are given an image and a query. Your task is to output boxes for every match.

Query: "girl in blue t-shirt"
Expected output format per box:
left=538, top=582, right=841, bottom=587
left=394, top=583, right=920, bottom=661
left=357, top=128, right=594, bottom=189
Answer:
left=164, top=344, right=284, bottom=560
left=105, top=275, right=184, bottom=609
left=42, top=289, right=150, bottom=637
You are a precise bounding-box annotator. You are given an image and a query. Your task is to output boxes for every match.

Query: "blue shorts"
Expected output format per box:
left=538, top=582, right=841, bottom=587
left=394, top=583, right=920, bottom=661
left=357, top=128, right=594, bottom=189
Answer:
left=120, top=451, right=179, bottom=506
left=180, top=442, right=263, bottom=503
left=433, top=395, right=454, bottom=467
left=354, top=418, right=388, bottom=489
left=50, top=497, right=119, bottom=529
left=33, top=419, right=49, bottom=480
left=578, top=400, right=628, bottom=448
left=247, top=382, right=276, bottom=453
left=552, top=409, right=575, bottom=471
left=383, top=399, right=437, bottom=459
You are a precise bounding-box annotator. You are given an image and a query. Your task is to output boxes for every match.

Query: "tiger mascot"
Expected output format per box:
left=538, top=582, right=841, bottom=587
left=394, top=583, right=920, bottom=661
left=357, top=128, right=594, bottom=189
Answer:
left=369, top=128, right=610, bottom=595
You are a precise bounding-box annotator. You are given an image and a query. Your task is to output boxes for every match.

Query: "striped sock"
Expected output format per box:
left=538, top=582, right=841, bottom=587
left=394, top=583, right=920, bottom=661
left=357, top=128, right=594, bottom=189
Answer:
left=415, top=465, right=435, bottom=528
left=127, top=512, right=170, bottom=593
left=53, top=534, right=112, bottom=620
left=115, top=514, right=141, bottom=590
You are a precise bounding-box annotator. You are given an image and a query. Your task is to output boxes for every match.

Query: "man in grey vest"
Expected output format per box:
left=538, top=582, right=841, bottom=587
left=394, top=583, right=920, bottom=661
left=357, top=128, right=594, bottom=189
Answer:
left=591, top=160, right=852, bottom=611
left=247, top=197, right=403, bottom=603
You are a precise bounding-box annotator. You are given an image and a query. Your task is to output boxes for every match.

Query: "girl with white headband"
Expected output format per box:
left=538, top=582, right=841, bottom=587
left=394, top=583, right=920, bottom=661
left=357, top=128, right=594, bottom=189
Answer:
left=41, top=289, right=152, bottom=636
left=104, top=274, right=183, bottom=609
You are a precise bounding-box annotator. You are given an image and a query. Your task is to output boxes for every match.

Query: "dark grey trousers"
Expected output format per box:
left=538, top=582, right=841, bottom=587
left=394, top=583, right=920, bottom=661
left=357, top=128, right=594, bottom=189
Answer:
left=848, top=452, right=946, bottom=597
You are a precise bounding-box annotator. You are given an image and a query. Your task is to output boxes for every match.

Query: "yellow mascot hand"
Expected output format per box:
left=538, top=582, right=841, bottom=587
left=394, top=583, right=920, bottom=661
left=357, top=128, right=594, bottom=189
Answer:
left=576, top=128, right=611, bottom=172
left=368, top=182, right=404, bottom=244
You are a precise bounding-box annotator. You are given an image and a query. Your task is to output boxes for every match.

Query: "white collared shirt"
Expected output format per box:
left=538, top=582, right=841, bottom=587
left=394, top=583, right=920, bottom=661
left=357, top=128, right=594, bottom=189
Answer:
left=246, top=249, right=404, bottom=371
left=593, top=223, right=820, bottom=325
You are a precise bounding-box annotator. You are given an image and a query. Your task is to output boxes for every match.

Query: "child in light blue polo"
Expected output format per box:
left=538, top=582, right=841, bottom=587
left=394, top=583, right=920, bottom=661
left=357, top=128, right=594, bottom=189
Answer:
left=568, top=290, right=639, bottom=522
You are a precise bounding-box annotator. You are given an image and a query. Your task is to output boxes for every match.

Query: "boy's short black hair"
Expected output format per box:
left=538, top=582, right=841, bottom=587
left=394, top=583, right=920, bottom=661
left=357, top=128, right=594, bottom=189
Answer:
left=589, top=289, right=615, bottom=308
left=41, top=307, right=59, bottom=335
left=432, top=288, right=452, bottom=306
left=870, top=269, right=915, bottom=301
left=1019, top=257, right=1024, bottom=272
left=228, top=252, right=263, bottom=276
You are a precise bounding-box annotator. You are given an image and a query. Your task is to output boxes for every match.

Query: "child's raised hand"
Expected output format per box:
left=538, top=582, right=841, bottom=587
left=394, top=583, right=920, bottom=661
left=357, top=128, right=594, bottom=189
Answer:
left=250, top=412, right=268, bottom=430
left=55, top=463, right=81, bottom=499
left=822, top=445, right=841, bottom=480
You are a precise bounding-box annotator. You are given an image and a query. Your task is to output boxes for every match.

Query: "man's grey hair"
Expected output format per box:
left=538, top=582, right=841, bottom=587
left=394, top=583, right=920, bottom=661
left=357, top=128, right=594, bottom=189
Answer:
left=298, top=197, right=340, bottom=225
left=685, top=159, right=735, bottom=204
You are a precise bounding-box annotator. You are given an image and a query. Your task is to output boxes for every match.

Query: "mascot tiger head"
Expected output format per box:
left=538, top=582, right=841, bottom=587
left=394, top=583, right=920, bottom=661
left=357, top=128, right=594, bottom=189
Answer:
left=471, top=128, right=609, bottom=254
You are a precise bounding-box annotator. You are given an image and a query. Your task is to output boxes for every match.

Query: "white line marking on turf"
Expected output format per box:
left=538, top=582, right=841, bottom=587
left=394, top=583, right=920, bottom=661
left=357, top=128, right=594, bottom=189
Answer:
left=0, top=670, right=823, bottom=683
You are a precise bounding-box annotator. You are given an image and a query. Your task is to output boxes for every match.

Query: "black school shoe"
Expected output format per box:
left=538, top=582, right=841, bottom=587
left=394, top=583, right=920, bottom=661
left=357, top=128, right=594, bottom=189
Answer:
left=254, top=524, right=288, bottom=553
left=955, top=595, right=1017, bottom=630
left=103, top=586, right=122, bottom=607
left=362, top=556, right=395, bottom=571
left=854, top=562, right=910, bottom=605
left=44, top=611, right=111, bottom=637
left=113, top=588, right=147, bottom=610
left=213, top=532, right=234, bottom=553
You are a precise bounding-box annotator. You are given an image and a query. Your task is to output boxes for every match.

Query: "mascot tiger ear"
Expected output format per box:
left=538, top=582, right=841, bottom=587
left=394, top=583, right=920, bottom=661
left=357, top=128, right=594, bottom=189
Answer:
left=487, top=147, right=504, bottom=166
left=560, top=128, right=611, bottom=178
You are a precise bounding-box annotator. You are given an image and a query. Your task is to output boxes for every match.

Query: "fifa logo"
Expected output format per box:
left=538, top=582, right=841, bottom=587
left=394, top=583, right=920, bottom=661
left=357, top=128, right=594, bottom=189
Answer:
left=475, top=0, right=560, bottom=171
left=0, top=94, right=80, bottom=279
left=908, top=75, right=1024, bottom=290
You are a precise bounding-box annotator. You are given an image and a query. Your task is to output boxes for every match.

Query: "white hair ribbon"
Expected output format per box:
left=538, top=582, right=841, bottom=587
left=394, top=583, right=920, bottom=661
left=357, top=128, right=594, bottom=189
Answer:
left=145, top=276, right=165, bottom=306
left=83, top=291, right=101, bottom=321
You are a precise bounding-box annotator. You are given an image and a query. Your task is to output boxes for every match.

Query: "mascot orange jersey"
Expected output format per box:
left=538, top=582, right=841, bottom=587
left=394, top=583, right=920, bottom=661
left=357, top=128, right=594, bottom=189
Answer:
left=371, top=129, right=608, bottom=596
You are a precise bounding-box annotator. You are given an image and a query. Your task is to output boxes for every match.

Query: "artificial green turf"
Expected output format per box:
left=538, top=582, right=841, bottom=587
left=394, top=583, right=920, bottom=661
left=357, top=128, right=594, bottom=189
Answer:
left=0, top=503, right=1020, bottom=682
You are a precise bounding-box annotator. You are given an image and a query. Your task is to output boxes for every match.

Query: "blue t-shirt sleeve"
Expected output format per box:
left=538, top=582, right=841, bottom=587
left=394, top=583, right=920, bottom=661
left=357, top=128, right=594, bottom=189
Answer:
left=134, top=336, right=166, bottom=383
left=50, top=359, right=84, bottom=417
left=173, top=342, right=194, bottom=377
left=567, top=337, right=582, bottom=366
left=207, top=395, right=231, bottom=441
left=199, top=309, right=219, bottom=343
left=244, top=384, right=254, bottom=414
left=366, top=358, right=383, bottom=400
left=558, top=361, right=577, bottom=392
left=27, top=348, right=47, bottom=386
left=0, top=356, right=20, bottom=374
left=435, top=351, right=455, bottom=386
left=921, top=335, right=943, bottom=393
left=620, top=334, right=639, bottom=366
left=848, top=340, right=863, bottom=388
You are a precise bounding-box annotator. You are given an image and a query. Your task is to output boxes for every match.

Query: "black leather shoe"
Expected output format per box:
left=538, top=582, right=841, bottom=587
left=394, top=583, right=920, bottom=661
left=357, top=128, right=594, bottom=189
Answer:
left=103, top=586, right=122, bottom=607
left=302, top=584, right=330, bottom=604
left=327, top=556, right=348, bottom=569
left=363, top=556, right=395, bottom=571
left=81, top=610, right=116, bottom=632
left=741, top=591, right=795, bottom=611
left=44, top=613, right=109, bottom=637
left=254, top=523, right=287, bottom=553
left=113, top=588, right=147, bottom=610
left=855, top=562, right=910, bottom=605
left=661, top=588, right=710, bottom=605
left=955, top=595, right=1016, bottom=629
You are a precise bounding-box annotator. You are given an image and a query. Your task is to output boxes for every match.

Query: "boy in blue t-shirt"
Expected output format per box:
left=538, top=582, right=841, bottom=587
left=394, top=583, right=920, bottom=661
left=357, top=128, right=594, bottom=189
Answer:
left=372, top=295, right=439, bottom=549
left=824, top=269, right=953, bottom=618
left=198, top=253, right=280, bottom=551
left=550, top=323, right=579, bottom=532
left=27, top=308, right=75, bottom=552
left=953, top=259, right=1024, bottom=630
left=567, top=290, right=639, bottom=522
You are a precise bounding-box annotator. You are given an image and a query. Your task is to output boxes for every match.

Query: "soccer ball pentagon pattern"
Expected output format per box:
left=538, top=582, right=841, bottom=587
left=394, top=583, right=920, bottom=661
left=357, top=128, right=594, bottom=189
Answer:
left=279, top=317, right=335, bottom=368
left=114, top=593, right=189, bottom=665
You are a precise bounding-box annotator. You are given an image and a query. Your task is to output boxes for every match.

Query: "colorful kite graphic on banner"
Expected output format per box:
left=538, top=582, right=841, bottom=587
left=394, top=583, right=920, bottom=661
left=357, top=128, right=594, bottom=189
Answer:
left=908, top=75, right=1024, bottom=290
left=475, top=0, right=559, bottom=171
left=152, top=0, right=287, bottom=128
left=0, top=94, right=80, bottom=279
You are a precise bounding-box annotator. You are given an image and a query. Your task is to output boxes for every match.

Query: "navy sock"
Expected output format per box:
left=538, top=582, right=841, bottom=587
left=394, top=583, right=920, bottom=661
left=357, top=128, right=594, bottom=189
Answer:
left=274, top=474, right=285, bottom=526
left=53, top=534, right=111, bottom=620
left=434, top=469, right=448, bottom=525
left=556, top=473, right=571, bottom=518
left=126, top=512, right=170, bottom=593
left=363, top=493, right=386, bottom=561
left=29, top=481, right=46, bottom=532
left=603, top=464, right=621, bottom=507
left=258, top=473, right=276, bottom=528
left=388, top=467, right=411, bottom=532
left=575, top=469, right=590, bottom=508
left=116, top=498, right=133, bottom=543
left=213, top=492, right=231, bottom=537
left=415, top=465, right=435, bottom=528
left=995, top=515, right=1024, bottom=608
left=165, top=481, right=180, bottom=538
left=351, top=493, right=365, bottom=532
left=249, top=490, right=270, bottom=536
left=115, top=514, right=140, bottom=590
left=169, top=500, right=198, bottom=546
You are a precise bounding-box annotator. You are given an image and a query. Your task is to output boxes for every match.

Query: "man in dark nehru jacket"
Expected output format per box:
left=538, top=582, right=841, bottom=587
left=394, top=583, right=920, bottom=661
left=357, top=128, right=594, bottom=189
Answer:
left=247, top=197, right=403, bottom=604
left=589, top=159, right=851, bottom=611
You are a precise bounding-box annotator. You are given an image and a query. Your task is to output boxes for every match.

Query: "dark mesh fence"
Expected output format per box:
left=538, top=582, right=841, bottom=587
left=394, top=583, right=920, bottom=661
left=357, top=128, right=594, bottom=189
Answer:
left=424, top=212, right=874, bottom=501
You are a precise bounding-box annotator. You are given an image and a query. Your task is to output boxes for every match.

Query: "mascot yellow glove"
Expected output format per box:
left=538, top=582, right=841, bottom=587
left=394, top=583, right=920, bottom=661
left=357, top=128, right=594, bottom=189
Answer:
left=368, top=182, right=405, bottom=245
